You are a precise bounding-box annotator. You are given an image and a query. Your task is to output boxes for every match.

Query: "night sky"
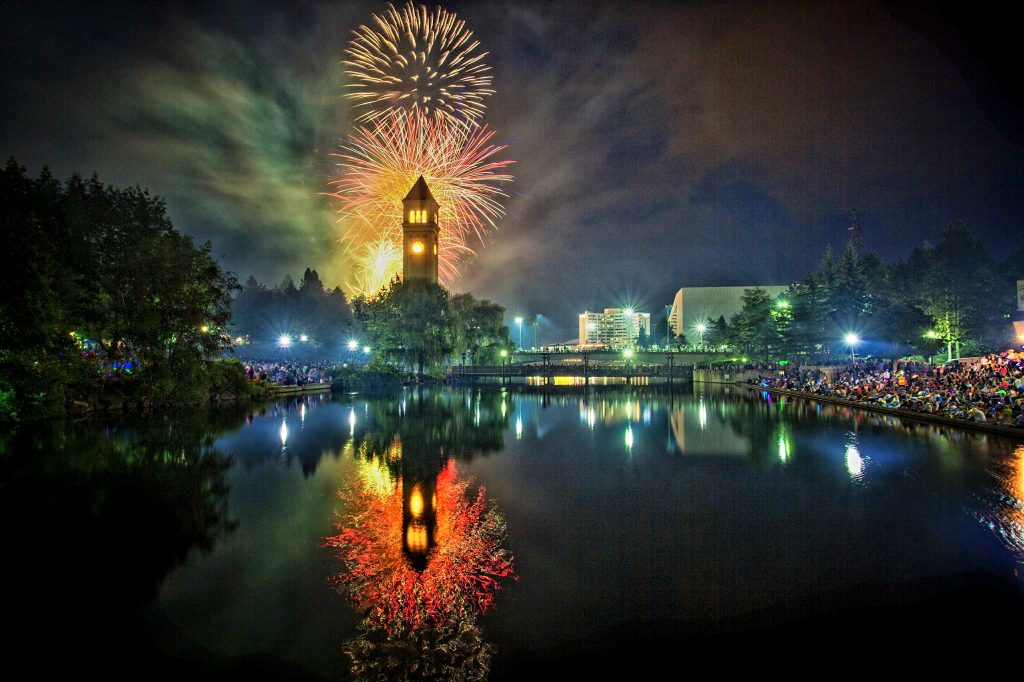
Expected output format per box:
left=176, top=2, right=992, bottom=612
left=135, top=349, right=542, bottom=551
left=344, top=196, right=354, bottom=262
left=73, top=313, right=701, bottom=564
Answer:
left=3, top=1, right=1022, bottom=341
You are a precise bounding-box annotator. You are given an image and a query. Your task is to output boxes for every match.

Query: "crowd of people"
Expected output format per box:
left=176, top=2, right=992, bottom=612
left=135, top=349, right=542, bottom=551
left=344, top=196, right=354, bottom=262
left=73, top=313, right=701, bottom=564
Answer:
left=242, top=360, right=335, bottom=387
left=754, top=351, right=1024, bottom=428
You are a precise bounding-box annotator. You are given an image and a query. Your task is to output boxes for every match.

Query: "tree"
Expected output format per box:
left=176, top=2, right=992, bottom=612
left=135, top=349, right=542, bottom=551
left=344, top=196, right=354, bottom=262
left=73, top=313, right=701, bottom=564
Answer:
left=366, top=279, right=454, bottom=379
left=728, top=288, right=778, bottom=358
left=0, top=159, right=237, bottom=413
left=636, top=326, right=650, bottom=349
left=450, top=293, right=512, bottom=365
left=909, top=221, right=1004, bottom=358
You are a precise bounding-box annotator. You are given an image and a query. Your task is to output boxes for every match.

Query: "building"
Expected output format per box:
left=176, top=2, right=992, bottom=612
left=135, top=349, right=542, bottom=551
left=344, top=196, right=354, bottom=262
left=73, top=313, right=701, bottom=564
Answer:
left=668, top=285, right=789, bottom=340
left=402, top=176, right=440, bottom=283
left=578, top=308, right=652, bottom=348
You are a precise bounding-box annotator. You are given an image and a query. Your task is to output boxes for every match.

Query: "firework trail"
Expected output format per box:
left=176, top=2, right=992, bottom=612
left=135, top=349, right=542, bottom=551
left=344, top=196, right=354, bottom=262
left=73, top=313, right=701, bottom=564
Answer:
left=330, top=109, right=513, bottom=296
left=344, top=1, right=494, bottom=126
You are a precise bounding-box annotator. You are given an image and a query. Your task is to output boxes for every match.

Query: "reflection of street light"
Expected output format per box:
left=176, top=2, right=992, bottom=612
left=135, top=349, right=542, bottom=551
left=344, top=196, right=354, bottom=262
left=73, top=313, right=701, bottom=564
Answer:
left=695, top=322, right=707, bottom=345
left=515, top=317, right=523, bottom=349
left=844, top=333, right=860, bottom=361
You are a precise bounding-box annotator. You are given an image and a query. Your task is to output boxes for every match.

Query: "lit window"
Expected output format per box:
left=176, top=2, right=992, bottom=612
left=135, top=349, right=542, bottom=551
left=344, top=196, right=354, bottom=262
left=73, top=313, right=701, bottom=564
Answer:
left=411, top=240, right=425, bottom=254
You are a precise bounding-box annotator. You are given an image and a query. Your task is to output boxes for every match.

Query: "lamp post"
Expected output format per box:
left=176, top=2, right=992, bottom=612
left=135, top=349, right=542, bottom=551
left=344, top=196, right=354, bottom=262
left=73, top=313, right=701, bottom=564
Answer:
left=515, top=316, right=523, bottom=350
left=844, top=333, right=860, bottom=363
left=623, top=347, right=634, bottom=381
left=500, top=349, right=508, bottom=381
left=695, top=322, right=707, bottom=347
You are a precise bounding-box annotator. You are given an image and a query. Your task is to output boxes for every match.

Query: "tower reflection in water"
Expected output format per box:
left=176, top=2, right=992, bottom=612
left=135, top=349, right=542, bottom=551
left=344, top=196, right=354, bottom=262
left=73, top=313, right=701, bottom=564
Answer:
left=325, top=389, right=515, bottom=680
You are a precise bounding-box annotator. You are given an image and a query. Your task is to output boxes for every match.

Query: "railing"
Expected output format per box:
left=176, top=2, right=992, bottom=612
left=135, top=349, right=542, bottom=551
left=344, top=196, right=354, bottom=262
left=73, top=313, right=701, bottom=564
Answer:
left=446, top=364, right=693, bottom=378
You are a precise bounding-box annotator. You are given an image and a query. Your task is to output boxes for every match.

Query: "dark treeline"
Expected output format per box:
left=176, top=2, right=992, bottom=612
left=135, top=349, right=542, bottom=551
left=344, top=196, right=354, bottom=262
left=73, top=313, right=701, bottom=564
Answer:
left=713, top=219, right=1022, bottom=360
left=230, top=269, right=354, bottom=355
left=0, top=160, right=248, bottom=419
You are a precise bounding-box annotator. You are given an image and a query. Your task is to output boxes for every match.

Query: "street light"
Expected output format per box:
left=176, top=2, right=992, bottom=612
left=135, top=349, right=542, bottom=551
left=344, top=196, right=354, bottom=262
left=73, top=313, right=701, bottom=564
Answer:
left=515, top=316, right=523, bottom=349
left=347, top=339, right=359, bottom=352
left=695, top=322, right=707, bottom=346
left=278, top=334, right=292, bottom=349
left=844, top=333, right=860, bottom=362
left=776, top=300, right=790, bottom=309
left=299, top=334, right=309, bottom=343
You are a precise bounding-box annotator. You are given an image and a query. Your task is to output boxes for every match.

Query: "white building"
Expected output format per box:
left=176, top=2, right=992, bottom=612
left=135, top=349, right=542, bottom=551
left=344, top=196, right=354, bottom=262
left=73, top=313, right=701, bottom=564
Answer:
left=668, top=286, right=789, bottom=340
left=578, top=308, right=652, bottom=348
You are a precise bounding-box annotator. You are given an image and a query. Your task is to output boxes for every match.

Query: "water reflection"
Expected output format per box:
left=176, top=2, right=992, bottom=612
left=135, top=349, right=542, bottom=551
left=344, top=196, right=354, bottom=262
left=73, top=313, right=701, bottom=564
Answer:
left=325, top=389, right=516, bottom=680
left=845, top=431, right=865, bottom=481
left=5, top=384, right=1024, bottom=676
left=978, top=444, right=1024, bottom=562
left=0, top=410, right=238, bottom=666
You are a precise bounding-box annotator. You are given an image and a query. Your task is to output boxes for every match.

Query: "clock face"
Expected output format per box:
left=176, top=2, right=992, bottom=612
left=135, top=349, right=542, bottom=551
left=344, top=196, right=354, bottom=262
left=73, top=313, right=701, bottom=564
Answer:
left=411, top=240, right=425, bottom=254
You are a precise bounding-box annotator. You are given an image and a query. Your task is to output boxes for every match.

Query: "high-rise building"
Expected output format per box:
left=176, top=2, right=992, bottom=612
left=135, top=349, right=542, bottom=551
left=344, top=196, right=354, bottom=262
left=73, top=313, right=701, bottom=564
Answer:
left=578, top=308, right=651, bottom=348
left=402, top=176, right=439, bottom=283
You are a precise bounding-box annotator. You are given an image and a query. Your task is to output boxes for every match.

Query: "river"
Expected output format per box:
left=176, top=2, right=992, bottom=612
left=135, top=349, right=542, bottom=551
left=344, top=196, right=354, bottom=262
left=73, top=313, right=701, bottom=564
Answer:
left=3, top=384, right=1023, bottom=677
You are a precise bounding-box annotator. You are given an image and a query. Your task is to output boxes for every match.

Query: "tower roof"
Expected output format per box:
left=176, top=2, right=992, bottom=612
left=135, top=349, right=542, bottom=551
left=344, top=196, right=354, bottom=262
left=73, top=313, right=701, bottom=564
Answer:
left=403, top=175, right=437, bottom=203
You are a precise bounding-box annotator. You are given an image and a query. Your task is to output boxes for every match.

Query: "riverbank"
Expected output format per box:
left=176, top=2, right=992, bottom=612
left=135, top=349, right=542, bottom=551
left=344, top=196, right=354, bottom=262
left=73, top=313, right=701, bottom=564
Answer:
left=747, top=384, right=1024, bottom=440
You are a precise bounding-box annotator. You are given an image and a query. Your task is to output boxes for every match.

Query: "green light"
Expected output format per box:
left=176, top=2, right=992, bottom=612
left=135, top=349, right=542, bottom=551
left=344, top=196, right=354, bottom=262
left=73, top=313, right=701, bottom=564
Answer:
left=500, top=349, right=508, bottom=358
left=924, top=330, right=939, bottom=339
left=623, top=348, right=634, bottom=359
left=776, top=300, right=790, bottom=309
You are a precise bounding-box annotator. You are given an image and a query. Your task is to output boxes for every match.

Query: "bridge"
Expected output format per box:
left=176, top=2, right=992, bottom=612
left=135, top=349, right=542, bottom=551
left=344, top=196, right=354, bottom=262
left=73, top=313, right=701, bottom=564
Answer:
left=446, top=351, right=696, bottom=383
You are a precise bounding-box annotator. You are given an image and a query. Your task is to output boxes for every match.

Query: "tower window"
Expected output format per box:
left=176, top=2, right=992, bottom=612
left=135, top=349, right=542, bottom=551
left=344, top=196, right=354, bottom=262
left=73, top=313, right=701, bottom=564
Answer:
left=408, top=209, right=429, bottom=223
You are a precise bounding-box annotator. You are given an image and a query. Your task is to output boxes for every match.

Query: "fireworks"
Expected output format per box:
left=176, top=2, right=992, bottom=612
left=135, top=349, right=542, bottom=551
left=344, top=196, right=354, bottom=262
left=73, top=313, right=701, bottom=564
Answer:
left=334, top=2, right=512, bottom=297
left=344, top=1, right=494, bottom=126
left=330, top=110, right=514, bottom=296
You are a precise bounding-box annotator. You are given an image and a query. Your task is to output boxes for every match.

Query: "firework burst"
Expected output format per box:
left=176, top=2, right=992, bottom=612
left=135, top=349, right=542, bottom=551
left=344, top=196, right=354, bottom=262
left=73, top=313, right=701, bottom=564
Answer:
left=344, top=1, right=494, bottom=126
left=330, top=110, right=513, bottom=296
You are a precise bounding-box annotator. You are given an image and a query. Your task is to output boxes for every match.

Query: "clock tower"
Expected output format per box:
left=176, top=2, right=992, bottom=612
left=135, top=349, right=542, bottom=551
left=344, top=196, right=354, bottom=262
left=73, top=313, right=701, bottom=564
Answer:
left=402, top=176, right=440, bottom=283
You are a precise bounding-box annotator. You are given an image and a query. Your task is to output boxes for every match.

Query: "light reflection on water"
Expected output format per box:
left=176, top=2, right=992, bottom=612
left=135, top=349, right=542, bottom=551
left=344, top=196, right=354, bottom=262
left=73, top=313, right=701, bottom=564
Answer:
left=5, top=384, right=1024, bottom=677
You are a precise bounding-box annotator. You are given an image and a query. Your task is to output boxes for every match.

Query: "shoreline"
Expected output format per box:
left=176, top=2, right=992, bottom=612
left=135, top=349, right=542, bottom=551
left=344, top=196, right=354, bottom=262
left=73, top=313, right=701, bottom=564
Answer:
left=739, top=383, right=1024, bottom=440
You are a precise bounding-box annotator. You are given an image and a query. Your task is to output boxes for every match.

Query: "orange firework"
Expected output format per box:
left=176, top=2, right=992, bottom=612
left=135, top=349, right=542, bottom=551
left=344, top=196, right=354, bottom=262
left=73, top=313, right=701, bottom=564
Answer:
left=344, top=1, right=494, bottom=126
left=330, top=110, right=514, bottom=296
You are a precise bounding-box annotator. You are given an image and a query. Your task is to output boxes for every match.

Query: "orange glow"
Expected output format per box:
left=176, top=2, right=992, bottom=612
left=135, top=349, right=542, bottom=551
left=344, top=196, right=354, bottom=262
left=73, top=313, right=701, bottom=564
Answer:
left=410, top=484, right=425, bottom=518
left=325, top=459, right=515, bottom=636
left=405, top=524, right=428, bottom=552
left=411, top=240, right=425, bottom=254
